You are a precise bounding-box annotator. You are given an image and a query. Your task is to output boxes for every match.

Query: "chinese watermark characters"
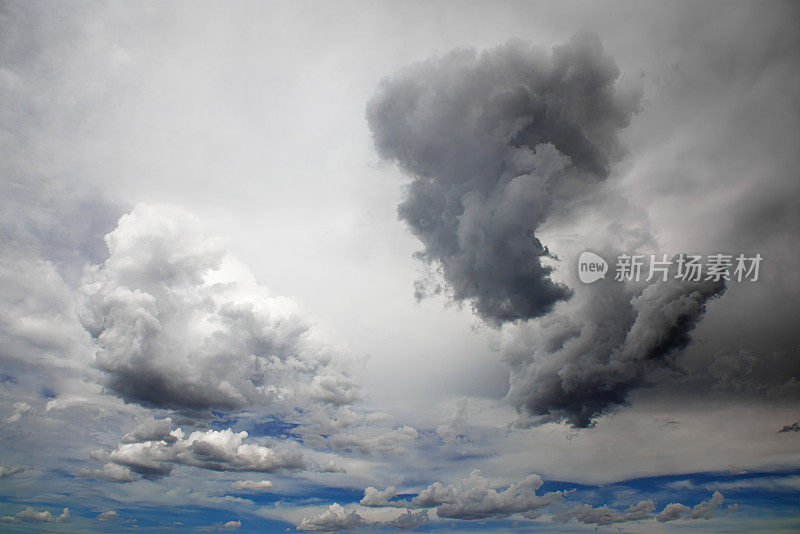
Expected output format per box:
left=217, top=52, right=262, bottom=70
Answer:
left=577, top=252, right=762, bottom=284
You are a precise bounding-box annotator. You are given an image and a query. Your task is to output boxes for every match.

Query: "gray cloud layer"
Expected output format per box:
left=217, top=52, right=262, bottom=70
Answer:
left=367, top=33, right=640, bottom=323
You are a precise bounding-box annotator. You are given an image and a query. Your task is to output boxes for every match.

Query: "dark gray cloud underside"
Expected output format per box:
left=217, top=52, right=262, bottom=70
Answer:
left=510, top=276, right=726, bottom=428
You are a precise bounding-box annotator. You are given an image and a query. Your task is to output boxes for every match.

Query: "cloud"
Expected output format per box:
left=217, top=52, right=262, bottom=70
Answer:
left=554, top=500, right=655, bottom=526
left=101, top=424, right=305, bottom=481
left=0, top=466, right=24, bottom=478
left=554, top=490, right=727, bottom=526
left=318, top=459, right=346, bottom=473
left=223, top=520, right=241, bottom=530
left=0, top=2, right=125, bottom=287
left=657, top=491, right=726, bottom=522
left=297, top=503, right=365, bottom=532
left=0, top=243, right=97, bottom=397
left=3, top=402, right=32, bottom=423
left=550, top=490, right=728, bottom=526
left=688, top=490, right=725, bottom=520
left=231, top=480, right=274, bottom=491
left=362, top=469, right=563, bottom=520
left=327, top=425, right=419, bottom=456
left=360, top=486, right=397, bottom=507
left=656, top=502, right=691, bottom=522
left=367, top=33, right=641, bottom=324
left=427, top=470, right=562, bottom=520
left=77, top=203, right=360, bottom=415
left=384, top=510, right=428, bottom=530
left=701, top=475, right=800, bottom=493
left=96, top=510, right=119, bottom=521
left=1, top=507, right=70, bottom=523
left=367, top=33, right=726, bottom=428
left=81, top=462, right=139, bottom=483
left=707, top=349, right=800, bottom=398
left=503, top=271, right=725, bottom=427
left=436, top=399, right=471, bottom=447
left=121, top=417, right=177, bottom=444
left=290, top=405, right=419, bottom=456
left=778, top=421, right=799, bottom=433
left=351, top=470, right=734, bottom=529
left=0, top=3, right=796, bottom=531
left=297, top=505, right=430, bottom=532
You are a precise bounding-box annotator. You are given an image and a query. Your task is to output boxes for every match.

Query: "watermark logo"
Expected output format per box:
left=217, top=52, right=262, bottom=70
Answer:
left=578, top=251, right=608, bottom=284
left=577, top=252, right=763, bottom=284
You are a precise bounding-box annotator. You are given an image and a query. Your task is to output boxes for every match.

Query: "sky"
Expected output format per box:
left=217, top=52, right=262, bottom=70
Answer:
left=0, top=0, right=799, bottom=532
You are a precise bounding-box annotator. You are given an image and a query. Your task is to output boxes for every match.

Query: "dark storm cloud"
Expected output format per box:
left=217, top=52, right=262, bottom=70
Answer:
left=505, top=270, right=725, bottom=428
left=606, top=1, right=800, bottom=410
left=367, top=33, right=641, bottom=323
left=368, top=34, right=728, bottom=427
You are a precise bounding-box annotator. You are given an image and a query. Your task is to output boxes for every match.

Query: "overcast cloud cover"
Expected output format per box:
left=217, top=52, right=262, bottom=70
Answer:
left=1, top=1, right=799, bottom=532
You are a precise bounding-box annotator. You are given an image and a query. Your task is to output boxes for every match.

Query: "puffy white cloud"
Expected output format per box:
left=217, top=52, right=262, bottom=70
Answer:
left=688, top=491, right=725, bottom=520
left=104, top=425, right=304, bottom=480
left=96, top=510, right=119, bottom=521
left=352, top=470, right=734, bottom=529
left=222, top=520, right=241, bottom=529
left=656, top=503, right=691, bottom=522
left=296, top=504, right=430, bottom=532
left=231, top=480, right=273, bottom=491
left=77, top=203, right=360, bottom=415
left=121, top=417, right=177, bottom=444
left=81, top=462, right=139, bottom=483
left=1, top=507, right=70, bottom=523
left=418, top=470, right=561, bottom=520
left=360, top=486, right=397, bottom=507
left=652, top=491, right=729, bottom=522
left=297, top=503, right=365, bottom=532
left=361, top=469, right=562, bottom=520
left=384, top=509, right=428, bottom=530
left=411, top=482, right=456, bottom=508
